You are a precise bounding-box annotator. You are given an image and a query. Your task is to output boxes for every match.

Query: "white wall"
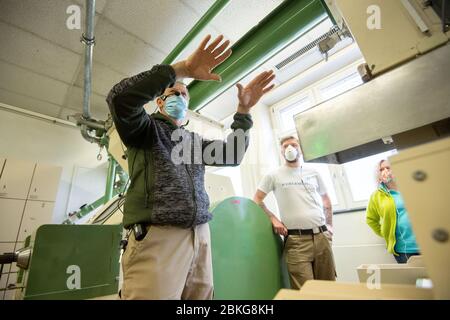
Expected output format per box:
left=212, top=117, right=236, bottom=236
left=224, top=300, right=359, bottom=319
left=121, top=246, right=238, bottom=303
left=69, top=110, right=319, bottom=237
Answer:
left=240, top=102, right=281, bottom=217
left=332, top=211, right=396, bottom=283
left=0, top=106, right=108, bottom=223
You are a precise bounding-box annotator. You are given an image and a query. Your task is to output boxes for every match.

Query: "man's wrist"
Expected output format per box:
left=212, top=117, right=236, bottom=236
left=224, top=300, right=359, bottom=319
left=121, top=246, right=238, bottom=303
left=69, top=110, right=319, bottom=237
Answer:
left=171, top=61, right=189, bottom=79
left=237, top=105, right=250, bottom=114
left=326, top=224, right=334, bottom=234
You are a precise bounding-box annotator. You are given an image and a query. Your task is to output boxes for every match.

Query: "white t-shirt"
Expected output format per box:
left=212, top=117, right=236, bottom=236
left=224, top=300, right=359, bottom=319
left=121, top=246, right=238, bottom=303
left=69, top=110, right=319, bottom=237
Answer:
left=258, top=165, right=327, bottom=229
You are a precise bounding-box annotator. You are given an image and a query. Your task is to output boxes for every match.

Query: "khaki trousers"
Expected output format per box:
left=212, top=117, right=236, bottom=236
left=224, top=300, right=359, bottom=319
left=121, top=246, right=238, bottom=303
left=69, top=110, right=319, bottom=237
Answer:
left=284, top=232, right=336, bottom=289
left=120, top=223, right=213, bottom=300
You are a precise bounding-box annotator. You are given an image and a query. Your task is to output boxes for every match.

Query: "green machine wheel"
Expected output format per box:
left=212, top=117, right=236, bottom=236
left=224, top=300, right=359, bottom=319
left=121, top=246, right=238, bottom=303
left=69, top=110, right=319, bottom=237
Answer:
left=209, top=197, right=290, bottom=299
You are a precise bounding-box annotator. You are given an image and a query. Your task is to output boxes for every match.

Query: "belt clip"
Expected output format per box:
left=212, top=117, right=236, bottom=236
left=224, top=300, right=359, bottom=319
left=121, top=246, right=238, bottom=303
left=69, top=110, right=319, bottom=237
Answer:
left=133, top=223, right=147, bottom=241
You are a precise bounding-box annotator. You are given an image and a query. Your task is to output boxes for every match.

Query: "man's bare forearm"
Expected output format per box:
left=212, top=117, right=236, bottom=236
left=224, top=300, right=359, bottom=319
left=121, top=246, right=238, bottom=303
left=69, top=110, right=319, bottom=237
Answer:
left=257, top=201, right=278, bottom=221
left=322, top=195, right=333, bottom=227
left=324, top=204, right=333, bottom=227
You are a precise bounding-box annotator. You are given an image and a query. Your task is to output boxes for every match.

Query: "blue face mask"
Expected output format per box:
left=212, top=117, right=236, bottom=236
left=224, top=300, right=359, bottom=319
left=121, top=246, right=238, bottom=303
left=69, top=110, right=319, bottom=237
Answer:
left=164, top=95, right=188, bottom=120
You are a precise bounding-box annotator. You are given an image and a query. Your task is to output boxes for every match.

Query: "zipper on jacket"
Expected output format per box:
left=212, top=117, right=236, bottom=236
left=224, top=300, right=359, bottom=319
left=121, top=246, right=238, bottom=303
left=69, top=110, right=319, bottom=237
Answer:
left=184, top=164, right=197, bottom=228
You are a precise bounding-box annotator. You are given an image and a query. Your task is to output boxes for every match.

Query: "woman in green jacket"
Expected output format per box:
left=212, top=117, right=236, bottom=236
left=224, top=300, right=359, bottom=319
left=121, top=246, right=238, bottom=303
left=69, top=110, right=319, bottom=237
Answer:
left=366, top=160, right=420, bottom=263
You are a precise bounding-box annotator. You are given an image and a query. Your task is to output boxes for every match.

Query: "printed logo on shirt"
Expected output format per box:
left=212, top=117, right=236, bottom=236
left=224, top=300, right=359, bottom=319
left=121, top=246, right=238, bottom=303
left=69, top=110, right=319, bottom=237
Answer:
left=281, top=181, right=303, bottom=188
left=281, top=180, right=316, bottom=192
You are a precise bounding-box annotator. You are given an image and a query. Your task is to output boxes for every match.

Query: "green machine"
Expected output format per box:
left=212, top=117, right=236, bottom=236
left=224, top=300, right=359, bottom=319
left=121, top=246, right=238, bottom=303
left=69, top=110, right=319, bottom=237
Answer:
left=210, top=197, right=290, bottom=300
left=6, top=224, right=122, bottom=300
left=1, top=197, right=289, bottom=300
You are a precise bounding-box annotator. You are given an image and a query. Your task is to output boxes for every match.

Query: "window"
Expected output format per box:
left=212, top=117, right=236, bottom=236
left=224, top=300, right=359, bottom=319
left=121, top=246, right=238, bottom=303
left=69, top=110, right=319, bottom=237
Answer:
left=318, top=71, right=363, bottom=102
left=279, top=96, right=312, bottom=132
left=269, top=61, right=402, bottom=212
left=342, top=150, right=398, bottom=206
left=271, top=63, right=367, bottom=211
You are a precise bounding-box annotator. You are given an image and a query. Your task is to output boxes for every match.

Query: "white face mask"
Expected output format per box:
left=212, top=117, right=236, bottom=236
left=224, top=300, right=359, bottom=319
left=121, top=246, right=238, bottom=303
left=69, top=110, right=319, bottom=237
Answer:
left=284, top=145, right=298, bottom=162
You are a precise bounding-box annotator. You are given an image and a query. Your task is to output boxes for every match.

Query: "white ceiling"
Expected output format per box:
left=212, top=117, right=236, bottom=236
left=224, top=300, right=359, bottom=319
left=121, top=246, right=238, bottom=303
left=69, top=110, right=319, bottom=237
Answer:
left=0, top=0, right=286, bottom=121
left=0, top=0, right=362, bottom=124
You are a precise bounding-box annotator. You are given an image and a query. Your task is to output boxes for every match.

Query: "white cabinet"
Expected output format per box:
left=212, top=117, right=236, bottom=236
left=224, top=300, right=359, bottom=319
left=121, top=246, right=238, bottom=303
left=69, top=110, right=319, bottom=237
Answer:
left=0, top=159, right=35, bottom=199
left=0, top=158, right=61, bottom=300
left=0, top=273, right=6, bottom=300
left=28, top=164, right=62, bottom=201
left=0, top=242, right=15, bottom=300
left=0, top=199, right=26, bottom=242
left=4, top=272, right=17, bottom=300
left=0, top=243, right=15, bottom=274
left=17, top=201, right=55, bottom=242
left=0, top=158, right=5, bottom=177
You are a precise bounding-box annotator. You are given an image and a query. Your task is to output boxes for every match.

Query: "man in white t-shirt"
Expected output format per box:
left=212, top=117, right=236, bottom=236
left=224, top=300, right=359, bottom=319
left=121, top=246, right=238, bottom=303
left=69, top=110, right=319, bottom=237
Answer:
left=253, top=136, right=336, bottom=289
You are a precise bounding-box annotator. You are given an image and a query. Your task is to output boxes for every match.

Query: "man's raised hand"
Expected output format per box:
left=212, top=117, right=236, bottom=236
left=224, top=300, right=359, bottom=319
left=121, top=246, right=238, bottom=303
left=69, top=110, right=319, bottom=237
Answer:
left=236, top=70, right=276, bottom=114
left=172, top=34, right=232, bottom=81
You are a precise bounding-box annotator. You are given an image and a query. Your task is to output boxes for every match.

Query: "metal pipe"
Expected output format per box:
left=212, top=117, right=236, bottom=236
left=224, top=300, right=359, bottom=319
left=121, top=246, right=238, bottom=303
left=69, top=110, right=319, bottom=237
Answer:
left=62, top=195, right=106, bottom=224
left=82, top=0, right=96, bottom=120
left=80, top=124, right=101, bottom=144
left=162, top=0, right=230, bottom=64
left=187, top=0, right=329, bottom=111
left=104, top=156, right=117, bottom=202
left=77, top=117, right=106, bottom=131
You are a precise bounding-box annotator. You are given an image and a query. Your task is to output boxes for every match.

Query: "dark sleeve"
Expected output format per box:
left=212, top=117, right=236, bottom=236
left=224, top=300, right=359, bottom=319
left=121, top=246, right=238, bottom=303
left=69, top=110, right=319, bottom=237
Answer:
left=106, top=65, right=176, bottom=147
left=201, top=112, right=253, bottom=167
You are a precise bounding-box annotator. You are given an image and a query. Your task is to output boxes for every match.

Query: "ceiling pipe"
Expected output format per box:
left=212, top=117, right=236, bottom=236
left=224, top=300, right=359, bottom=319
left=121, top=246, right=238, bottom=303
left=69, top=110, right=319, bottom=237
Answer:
left=82, top=0, right=95, bottom=120
left=162, top=0, right=231, bottom=65
left=187, top=0, right=329, bottom=111
left=79, top=0, right=103, bottom=144
left=80, top=124, right=101, bottom=144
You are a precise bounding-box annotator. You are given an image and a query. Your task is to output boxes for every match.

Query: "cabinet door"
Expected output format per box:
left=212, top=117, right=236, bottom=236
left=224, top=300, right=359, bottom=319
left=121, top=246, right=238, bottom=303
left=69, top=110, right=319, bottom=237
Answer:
left=17, top=201, right=54, bottom=242
left=0, top=273, right=6, bottom=300
left=0, top=159, right=35, bottom=199
left=28, top=164, right=62, bottom=201
left=4, top=272, right=17, bottom=300
left=0, top=243, right=15, bottom=275
left=10, top=242, right=24, bottom=273
left=0, top=199, right=26, bottom=242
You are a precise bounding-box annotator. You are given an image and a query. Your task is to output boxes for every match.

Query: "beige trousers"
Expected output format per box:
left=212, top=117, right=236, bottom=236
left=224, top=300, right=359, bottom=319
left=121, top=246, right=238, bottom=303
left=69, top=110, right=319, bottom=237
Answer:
left=284, top=232, right=336, bottom=289
left=120, top=223, right=213, bottom=300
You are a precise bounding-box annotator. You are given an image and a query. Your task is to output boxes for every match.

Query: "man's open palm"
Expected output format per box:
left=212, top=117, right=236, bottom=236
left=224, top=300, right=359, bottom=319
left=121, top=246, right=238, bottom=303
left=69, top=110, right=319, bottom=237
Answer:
left=185, top=34, right=232, bottom=81
left=236, top=70, right=276, bottom=112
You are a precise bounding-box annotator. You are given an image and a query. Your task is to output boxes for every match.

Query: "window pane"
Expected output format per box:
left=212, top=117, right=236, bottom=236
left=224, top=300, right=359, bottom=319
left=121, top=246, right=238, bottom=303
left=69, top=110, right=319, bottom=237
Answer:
left=279, top=97, right=311, bottom=132
left=319, top=71, right=363, bottom=101
left=303, top=163, right=338, bottom=206
left=343, top=150, right=398, bottom=202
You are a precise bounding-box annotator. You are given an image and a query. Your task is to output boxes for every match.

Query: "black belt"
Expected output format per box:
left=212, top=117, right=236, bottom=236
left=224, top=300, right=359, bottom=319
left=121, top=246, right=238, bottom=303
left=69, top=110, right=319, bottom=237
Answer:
left=288, top=225, right=327, bottom=236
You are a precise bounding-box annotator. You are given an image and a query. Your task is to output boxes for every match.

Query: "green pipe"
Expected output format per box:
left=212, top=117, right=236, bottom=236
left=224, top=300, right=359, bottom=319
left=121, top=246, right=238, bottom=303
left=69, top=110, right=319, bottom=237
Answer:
left=187, top=0, right=329, bottom=111
left=320, top=0, right=337, bottom=25
left=104, top=156, right=117, bottom=203
left=61, top=185, right=124, bottom=225
left=162, top=0, right=230, bottom=64
left=61, top=196, right=106, bottom=224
